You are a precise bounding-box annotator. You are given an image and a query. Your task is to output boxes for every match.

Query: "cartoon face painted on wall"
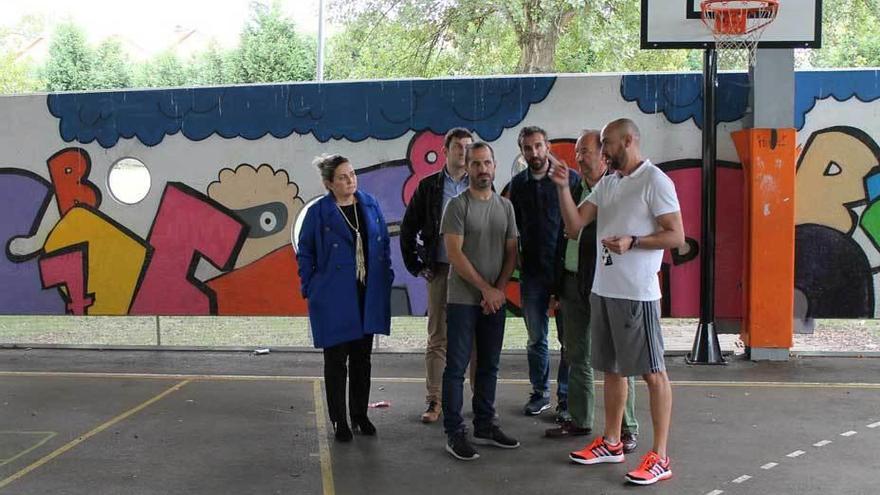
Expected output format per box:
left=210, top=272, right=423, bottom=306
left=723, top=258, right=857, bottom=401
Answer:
left=207, top=164, right=306, bottom=269
left=796, top=127, right=880, bottom=234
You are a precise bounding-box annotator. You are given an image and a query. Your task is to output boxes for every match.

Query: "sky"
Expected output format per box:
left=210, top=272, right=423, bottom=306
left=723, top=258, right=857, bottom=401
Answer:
left=1, top=0, right=331, bottom=55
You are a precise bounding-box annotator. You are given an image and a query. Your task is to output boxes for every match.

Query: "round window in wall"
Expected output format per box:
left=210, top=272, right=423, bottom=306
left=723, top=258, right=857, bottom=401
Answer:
left=108, top=157, right=151, bottom=204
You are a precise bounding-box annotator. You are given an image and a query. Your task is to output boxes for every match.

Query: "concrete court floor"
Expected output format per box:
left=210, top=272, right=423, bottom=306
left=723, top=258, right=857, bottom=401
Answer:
left=0, top=349, right=879, bottom=495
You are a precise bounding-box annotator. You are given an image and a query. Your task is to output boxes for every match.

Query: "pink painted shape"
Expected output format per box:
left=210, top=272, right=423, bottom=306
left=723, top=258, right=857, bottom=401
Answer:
left=39, top=249, right=94, bottom=315
left=403, top=131, right=446, bottom=205
left=130, top=183, right=244, bottom=315
left=664, top=166, right=744, bottom=319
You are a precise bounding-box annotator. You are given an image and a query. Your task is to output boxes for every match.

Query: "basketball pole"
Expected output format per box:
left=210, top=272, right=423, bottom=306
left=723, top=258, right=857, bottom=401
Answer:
left=687, top=47, right=727, bottom=365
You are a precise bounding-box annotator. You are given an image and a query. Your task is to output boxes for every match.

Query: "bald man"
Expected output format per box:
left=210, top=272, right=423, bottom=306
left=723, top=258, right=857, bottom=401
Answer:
left=550, top=119, right=684, bottom=486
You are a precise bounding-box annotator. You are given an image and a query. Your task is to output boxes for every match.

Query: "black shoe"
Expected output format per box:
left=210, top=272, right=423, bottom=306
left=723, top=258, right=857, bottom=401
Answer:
left=622, top=432, right=638, bottom=454
left=446, top=431, right=480, bottom=461
left=545, top=421, right=591, bottom=438
left=353, top=417, right=376, bottom=436
left=473, top=425, right=520, bottom=449
left=523, top=392, right=551, bottom=416
left=555, top=400, right=572, bottom=424
left=334, top=421, right=352, bottom=442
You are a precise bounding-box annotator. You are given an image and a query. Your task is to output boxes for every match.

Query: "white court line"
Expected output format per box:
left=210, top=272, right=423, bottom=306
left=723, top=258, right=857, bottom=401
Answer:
left=705, top=490, right=724, bottom=495
left=786, top=450, right=805, bottom=458
left=731, top=475, right=752, bottom=484
left=840, top=430, right=858, bottom=437
left=761, top=462, right=778, bottom=470
left=813, top=440, right=832, bottom=447
left=868, top=421, right=880, bottom=428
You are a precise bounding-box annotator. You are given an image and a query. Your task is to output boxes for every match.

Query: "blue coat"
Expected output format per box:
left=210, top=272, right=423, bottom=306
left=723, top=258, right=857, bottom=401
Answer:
left=297, top=190, right=394, bottom=348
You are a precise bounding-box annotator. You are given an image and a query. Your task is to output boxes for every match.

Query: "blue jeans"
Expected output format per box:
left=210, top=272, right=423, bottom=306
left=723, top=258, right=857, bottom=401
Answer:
left=442, top=303, right=506, bottom=435
left=521, top=276, right=569, bottom=400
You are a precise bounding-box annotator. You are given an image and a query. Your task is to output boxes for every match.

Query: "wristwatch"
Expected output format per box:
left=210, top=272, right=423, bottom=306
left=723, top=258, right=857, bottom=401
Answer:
left=631, top=235, right=640, bottom=249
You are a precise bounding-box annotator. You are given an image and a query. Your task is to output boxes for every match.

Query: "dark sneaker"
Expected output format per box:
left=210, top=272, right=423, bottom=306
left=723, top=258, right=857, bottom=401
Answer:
left=473, top=425, right=520, bottom=449
left=622, top=432, right=638, bottom=453
left=421, top=401, right=441, bottom=423
left=545, top=421, right=591, bottom=438
left=569, top=437, right=625, bottom=465
left=353, top=417, right=376, bottom=436
left=555, top=401, right=572, bottom=423
left=625, top=451, right=672, bottom=485
left=333, top=421, right=352, bottom=442
left=523, top=392, right=551, bottom=416
left=446, top=431, right=480, bottom=461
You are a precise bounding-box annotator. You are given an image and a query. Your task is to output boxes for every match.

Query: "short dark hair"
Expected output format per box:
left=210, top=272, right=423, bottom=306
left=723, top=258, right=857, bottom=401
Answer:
left=444, top=127, right=474, bottom=150
left=314, top=154, right=349, bottom=182
left=517, top=126, right=548, bottom=148
left=465, top=141, right=495, bottom=164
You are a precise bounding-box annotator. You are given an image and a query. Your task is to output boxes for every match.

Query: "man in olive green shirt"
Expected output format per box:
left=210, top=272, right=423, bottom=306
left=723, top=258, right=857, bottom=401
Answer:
left=545, top=130, right=639, bottom=453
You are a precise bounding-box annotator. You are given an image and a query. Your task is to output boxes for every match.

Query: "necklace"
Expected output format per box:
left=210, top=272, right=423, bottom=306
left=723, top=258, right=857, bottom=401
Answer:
left=335, top=202, right=366, bottom=284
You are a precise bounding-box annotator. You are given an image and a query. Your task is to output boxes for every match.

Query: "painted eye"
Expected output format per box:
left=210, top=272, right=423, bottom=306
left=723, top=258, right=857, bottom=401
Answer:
left=260, top=211, right=278, bottom=232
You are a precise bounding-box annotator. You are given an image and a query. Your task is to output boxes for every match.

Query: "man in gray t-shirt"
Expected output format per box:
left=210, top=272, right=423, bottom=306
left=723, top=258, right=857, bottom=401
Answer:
left=443, top=192, right=518, bottom=306
left=439, top=142, right=519, bottom=461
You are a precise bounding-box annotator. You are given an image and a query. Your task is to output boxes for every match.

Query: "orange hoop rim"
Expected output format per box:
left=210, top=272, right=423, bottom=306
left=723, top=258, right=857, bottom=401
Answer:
left=700, top=0, right=779, bottom=36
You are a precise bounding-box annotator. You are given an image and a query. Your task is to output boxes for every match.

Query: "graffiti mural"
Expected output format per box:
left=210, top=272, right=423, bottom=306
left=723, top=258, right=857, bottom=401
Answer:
left=0, top=70, right=877, bottom=319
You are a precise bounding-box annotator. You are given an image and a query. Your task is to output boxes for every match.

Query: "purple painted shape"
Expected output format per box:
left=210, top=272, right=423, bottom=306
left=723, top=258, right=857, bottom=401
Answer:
left=0, top=171, right=65, bottom=314
left=390, top=236, right=427, bottom=316
left=356, top=161, right=409, bottom=222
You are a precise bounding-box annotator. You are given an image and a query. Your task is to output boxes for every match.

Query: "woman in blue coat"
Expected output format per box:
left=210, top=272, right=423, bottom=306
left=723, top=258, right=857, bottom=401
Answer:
left=297, top=154, right=394, bottom=442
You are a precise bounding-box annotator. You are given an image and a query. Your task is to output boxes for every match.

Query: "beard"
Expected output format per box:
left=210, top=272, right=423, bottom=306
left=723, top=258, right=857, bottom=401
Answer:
left=605, top=153, right=624, bottom=170
left=526, top=156, right=547, bottom=172
left=474, top=174, right=493, bottom=189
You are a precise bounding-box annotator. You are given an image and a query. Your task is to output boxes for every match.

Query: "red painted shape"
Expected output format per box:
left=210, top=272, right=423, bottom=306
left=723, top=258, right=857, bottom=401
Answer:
left=549, top=140, right=576, bottom=168
left=129, top=183, right=245, bottom=315
left=403, top=131, right=446, bottom=205
left=207, top=245, right=307, bottom=315
left=39, top=248, right=94, bottom=315
left=47, top=148, right=101, bottom=215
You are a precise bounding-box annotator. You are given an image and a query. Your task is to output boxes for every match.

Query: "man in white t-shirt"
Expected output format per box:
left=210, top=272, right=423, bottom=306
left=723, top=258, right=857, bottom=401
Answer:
left=550, top=118, right=684, bottom=486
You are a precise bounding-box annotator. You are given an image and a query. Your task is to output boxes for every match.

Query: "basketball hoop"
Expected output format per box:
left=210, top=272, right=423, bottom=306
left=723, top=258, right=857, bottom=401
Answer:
left=701, top=0, right=779, bottom=68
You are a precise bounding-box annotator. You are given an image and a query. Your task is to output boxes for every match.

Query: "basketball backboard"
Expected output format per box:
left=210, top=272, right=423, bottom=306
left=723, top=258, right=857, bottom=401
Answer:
left=641, top=0, right=822, bottom=49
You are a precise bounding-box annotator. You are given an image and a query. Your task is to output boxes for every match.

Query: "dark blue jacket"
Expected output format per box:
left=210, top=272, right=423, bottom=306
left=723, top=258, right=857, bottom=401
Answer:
left=509, top=167, right=581, bottom=289
left=297, top=190, right=394, bottom=348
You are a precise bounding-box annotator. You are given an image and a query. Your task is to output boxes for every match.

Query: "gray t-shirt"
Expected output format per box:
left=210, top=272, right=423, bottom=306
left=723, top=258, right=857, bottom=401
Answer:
left=440, top=190, right=519, bottom=306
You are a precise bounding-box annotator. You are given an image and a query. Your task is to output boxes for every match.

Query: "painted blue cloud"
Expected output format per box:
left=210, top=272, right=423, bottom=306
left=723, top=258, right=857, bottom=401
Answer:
left=47, top=77, right=556, bottom=148
left=622, top=70, right=880, bottom=130
left=795, top=70, right=880, bottom=129
left=620, top=73, right=751, bottom=129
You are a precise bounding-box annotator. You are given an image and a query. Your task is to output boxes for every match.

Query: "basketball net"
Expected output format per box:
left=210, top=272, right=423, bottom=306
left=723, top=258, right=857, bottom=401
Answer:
left=701, top=0, right=779, bottom=69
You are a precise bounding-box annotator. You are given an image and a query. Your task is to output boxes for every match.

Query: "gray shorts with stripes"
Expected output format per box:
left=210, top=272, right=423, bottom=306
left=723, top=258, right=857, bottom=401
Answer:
left=589, top=293, right=665, bottom=377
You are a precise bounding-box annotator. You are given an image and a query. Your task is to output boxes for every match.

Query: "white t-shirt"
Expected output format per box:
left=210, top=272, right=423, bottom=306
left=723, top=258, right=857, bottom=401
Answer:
left=585, top=160, right=680, bottom=301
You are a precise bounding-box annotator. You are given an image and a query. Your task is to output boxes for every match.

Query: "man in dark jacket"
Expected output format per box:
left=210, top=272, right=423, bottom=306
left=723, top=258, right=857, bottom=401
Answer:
left=400, top=127, right=473, bottom=423
left=509, top=126, right=580, bottom=418
left=543, top=130, right=639, bottom=451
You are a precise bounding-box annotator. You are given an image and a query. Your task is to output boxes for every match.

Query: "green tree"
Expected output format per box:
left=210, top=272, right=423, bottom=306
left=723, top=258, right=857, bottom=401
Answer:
left=556, top=0, right=698, bottom=73
left=808, top=0, right=880, bottom=68
left=189, top=40, right=235, bottom=86
left=92, top=38, right=132, bottom=89
left=233, top=1, right=317, bottom=83
left=135, top=51, right=188, bottom=88
left=0, top=53, right=42, bottom=94
left=330, top=0, right=594, bottom=75
left=43, top=22, right=94, bottom=91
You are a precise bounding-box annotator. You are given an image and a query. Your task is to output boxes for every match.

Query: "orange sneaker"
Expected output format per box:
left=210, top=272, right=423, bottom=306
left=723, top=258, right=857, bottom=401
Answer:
left=569, top=437, right=625, bottom=465
left=625, top=451, right=672, bottom=485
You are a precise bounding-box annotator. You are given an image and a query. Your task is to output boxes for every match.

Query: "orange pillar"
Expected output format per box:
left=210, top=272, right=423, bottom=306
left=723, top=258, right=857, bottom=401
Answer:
left=732, top=128, right=796, bottom=360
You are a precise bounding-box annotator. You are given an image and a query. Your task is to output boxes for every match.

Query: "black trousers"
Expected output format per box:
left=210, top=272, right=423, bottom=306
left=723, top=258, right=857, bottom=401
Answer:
left=323, top=334, right=374, bottom=425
